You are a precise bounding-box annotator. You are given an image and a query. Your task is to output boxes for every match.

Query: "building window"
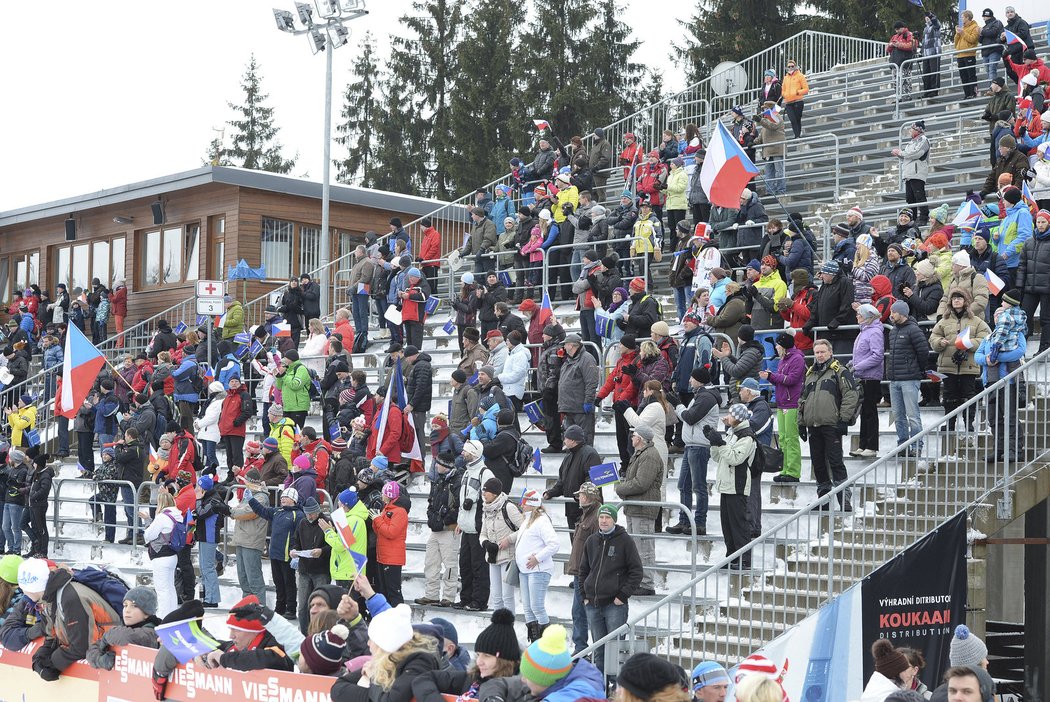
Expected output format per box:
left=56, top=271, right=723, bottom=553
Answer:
left=210, top=217, right=225, bottom=279
left=261, top=217, right=342, bottom=280
left=262, top=218, right=293, bottom=281
left=52, top=236, right=126, bottom=294
left=300, top=226, right=320, bottom=275
left=139, top=225, right=199, bottom=288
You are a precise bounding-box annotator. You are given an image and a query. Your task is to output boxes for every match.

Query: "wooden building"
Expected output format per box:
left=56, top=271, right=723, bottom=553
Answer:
left=0, top=166, right=448, bottom=326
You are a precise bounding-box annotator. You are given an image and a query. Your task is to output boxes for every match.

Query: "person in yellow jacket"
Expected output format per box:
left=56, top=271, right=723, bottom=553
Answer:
left=953, top=10, right=980, bottom=99
left=6, top=393, right=37, bottom=449
left=552, top=172, right=579, bottom=223
left=630, top=197, right=662, bottom=277
left=321, top=487, right=369, bottom=585
left=781, top=59, right=810, bottom=139
left=267, top=404, right=297, bottom=466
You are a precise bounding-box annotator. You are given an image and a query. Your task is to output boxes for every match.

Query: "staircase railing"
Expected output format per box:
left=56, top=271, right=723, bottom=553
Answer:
left=577, top=344, right=1050, bottom=672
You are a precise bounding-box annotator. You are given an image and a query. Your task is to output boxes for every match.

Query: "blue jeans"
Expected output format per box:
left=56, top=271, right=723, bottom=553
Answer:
left=673, top=287, right=689, bottom=322
left=572, top=576, right=589, bottom=654
left=585, top=601, right=630, bottom=672
left=518, top=570, right=552, bottom=625
left=570, top=248, right=583, bottom=282
left=120, top=485, right=136, bottom=537
left=201, top=440, right=218, bottom=468
left=984, top=52, right=1001, bottom=81
left=677, top=445, right=711, bottom=528
left=236, top=546, right=267, bottom=601
left=351, top=294, right=369, bottom=336
left=199, top=541, right=220, bottom=604
left=765, top=156, right=785, bottom=195
left=889, top=380, right=923, bottom=448
left=2, top=504, right=24, bottom=552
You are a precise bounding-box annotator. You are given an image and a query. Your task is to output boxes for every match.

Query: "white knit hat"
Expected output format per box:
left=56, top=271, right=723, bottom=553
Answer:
left=17, top=558, right=50, bottom=593
left=729, top=404, right=752, bottom=422
left=281, top=487, right=300, bottom=503
left=952, top=250, right=971, bottom=267
left=368, top=603, right=414, bottom=653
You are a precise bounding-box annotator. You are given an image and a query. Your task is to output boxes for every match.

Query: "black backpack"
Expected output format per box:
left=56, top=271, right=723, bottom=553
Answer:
left=510, top=436, right=534, bottom=477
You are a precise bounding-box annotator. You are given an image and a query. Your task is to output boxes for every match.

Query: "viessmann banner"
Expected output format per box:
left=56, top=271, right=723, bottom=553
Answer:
left=743, top=512, right=968, bottom=701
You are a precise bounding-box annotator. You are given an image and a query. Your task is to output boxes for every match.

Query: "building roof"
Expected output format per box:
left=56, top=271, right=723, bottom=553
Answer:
left=0, top=166, right=450, bottom=228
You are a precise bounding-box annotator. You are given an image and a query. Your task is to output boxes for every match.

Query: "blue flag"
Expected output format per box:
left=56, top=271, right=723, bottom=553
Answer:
left=173, top=321, right=188, bottom=334
left=329, top=422, right=342, bottom=442
left=524, top=401, right=544, bottom=425
left=442, top=319, right=456, bottom=334
left=156, top=618, right=221, bottom=664
left=196, top=314, right=208, bottom=326
left=350, top=549, right=368, bottom=574
left=533, top=447, right=542, bottom=474
left=498, top=271, right=513, bottom=288
left=589, top=462, right=620, bottom=486
left=907, top=0, right=923, bottom=6
left=425, top=296, right=441, bottom=315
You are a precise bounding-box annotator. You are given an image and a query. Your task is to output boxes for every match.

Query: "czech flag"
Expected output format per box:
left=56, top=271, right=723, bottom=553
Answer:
left=533, top=119, right=550, bottom=131
left=1021, top=181, right=1038, bottom=216
left=985, top=268, right=1006, bottom=295
left=272, top=322, right=292, bottom=338
left=699, top=121, right=760, bottom=208
left=56, top=324, right=107, bottom=419
left=951, top=200, right=982, bottom=230
left=1004, top=29, right=1027, bottom=50
left=537, top=291, right=554, bottom=328
left=761, top=104, right=782, bottom=123
left=213, top=311, right=227, bottom=329
left=373, top=359, right=423, bottom=466
left=955, top=326, right=975, bottom=350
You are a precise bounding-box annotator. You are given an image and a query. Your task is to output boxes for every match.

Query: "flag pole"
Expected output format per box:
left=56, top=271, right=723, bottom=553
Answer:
left=103, top=357, right=135, bottom=391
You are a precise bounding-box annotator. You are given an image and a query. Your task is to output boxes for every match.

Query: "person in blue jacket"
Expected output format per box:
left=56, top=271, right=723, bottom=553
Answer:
left=215, top=342, right=242, bottom=389
left=469, top=396, right=500, bottom=442
left=248, top=486, right=304, bottom=620
left=976, top=290, right=1028, bottom=463
left=171, top=346, right=201, bottom=432
left=995, top=188, right=1033, bottom=279
left=93, top=379, right=122, bottom=448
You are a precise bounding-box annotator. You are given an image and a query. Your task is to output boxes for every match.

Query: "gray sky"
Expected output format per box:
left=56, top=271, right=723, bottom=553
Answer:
left=0, top=0, right=694, bottom=211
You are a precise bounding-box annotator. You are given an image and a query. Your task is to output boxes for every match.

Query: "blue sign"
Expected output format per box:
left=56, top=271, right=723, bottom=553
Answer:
left=588, top=462, right=620, bottom=486
left=155, top=618, right=221, bottom=664
left=425, top=296, right=440, bottom=315
left=524, top=401, right=544, bottom=425
left=442, top=319, right=456, bottom=334
left=173, top=321, right=188, bottom=334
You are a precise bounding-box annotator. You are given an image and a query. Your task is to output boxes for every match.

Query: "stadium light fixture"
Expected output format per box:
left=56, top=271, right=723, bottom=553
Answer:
left=295, top=2, right=315, bottom=27
left=273, top=8, right=296, bottom=31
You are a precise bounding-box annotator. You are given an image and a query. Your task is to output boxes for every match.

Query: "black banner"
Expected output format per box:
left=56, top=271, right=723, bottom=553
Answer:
left=860, top=511, right=968, bottom=689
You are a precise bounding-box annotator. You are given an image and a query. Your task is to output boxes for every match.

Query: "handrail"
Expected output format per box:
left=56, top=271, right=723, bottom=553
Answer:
left=894, top=42, right=1007, bottom=118
left=576, top=342, right=1050, bottom=671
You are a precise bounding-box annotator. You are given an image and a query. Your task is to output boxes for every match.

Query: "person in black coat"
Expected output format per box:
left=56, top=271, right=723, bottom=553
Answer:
left=404, top=347, right=433, bottom=457
left=543, top=425, right=602, bottom=529
left=149, top=321, right=179, bottom=359
left=619, top=279, right=660, bottom=339
left=280, top=279, right=306, bottom=347
left=24, top=454, right=54, bottom=557
left=300, top=274, right=322, bottom=321
left=114, top=427, right=147, bottom=545
left=495, top=303, right=526, bottom=340
left=477, top=274, right=507, bottom=338
left=886, top=301, right=932, bottom=454
left=805, top=261, right=858, bottom=356
left=481, top=409, right=520, bottom=494
left=967, top=229, right=1011, bottom=322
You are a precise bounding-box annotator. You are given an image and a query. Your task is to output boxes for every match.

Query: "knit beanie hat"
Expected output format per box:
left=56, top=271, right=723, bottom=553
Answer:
left=738, top=324, right=755, bottom=342
left=1003, top=288, right=1022, bottom=306
left=692, top=661, right=731, bottom=691
left=952, top=250, right=971, bottom=267
left=293, top=454, right=312, bottom=471
left=949, top=624, right=988, bottom=666
left=775, top=331, right=795, bottom=349
left=931, top=203, right=950, bottom=224
left=262, top=437, right=279, bottom=451
left=729, top=404, right=752, bottom=422
left=368, top=603, right=414, bottom=653
left=303, top=497, right=322, bottom=515
left=891, top=300, right=911, bottom=316
left=338, top=487, right=359, bottom=508
left=734, top=654, right=782, bottom=683
left=915, top=259, right=936, bottom=279
left=857, top=303, right=881, bottom=320
left=0, top=554, right=23, bottom=585
left=474, top=608, right=521, bottom=661
left=301, top=624, right=349, bottom=675
left=227, top=595, right=266, bottom=632
left=16, top=558, right=49, bottom=593
left=617, top=653, right=686, bottom=700
left=691, top=366, right=711, bottom=384
left=597, top=503, right=619, bottom=520
left=281, top=487, right=300, bottom=503
left=520, top=624, right=573, bottom=688
left=125, top=586, right=159, bottom=617
left=791, top=268, right=811, bottom=287
left=872, top=639, right=910, bottom=679
left=1003, top=186, right=1022, bottom=204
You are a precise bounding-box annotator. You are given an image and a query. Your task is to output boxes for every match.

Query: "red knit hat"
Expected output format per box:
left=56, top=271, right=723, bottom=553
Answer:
left=485, top=329, right=504, bottom=340
left=629, top=278, right=646, bottom=292
left=1037, top=209, right=1050, bottom=223
left=734, top=654, right=782, bottom=683
left=761, top=255, right=778, bottom=270
left=927, top=232, right=950, bottom=250
left=518, top=298, right=538, bottom=313
left=226, top=595, right=265, bottom=632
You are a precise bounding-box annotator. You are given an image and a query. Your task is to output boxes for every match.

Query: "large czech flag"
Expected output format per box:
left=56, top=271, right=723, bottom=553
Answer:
left=700, top=121, right=760, bottom=208
left=56, top=324, right=107, bottom=419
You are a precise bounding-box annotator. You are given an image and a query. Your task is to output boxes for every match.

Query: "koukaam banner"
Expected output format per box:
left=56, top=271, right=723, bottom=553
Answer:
left=860, top=511, right=968, bottom=689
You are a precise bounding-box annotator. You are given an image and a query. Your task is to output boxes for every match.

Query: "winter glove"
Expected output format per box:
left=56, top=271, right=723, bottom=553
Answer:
left=622, top=364, right=637, bottom=376
left=836, top=421, right=849, bottom=436
left=798, top=425, right=808, bottom=442
left=233, top=418, right=244, bottom=427
left=583, top=403, right=594, bottom=413
left=826, top=319, right=839, bottom=331
left=483, top=540, right=499, bottom=563
left=25, top=620, right=46, bottom=641
left=229, top=600, right=274, bottom=625
left=707, top=431, right=726, bottom=447
left=152, top=670, right=169, bottom=700
left=616, top=318, right=628, bottom=330
left=951, top=349, right=967, bottom=366
left=37, top=665, right=61, bottom=682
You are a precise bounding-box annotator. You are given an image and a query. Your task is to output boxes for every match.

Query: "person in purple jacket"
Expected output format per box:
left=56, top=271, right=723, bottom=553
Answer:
left=849, top=304, right=885, bottom=458
left=760, top=331, right=806, bottom=482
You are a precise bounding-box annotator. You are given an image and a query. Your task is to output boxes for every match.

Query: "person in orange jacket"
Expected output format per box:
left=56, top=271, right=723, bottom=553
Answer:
left=781, top=59, right=810, bottom=139
left=398, top=268, right=428, bottom=350
left=418, top=217, right=442, bottom=293
left=371, top=481, right=408, bottom=606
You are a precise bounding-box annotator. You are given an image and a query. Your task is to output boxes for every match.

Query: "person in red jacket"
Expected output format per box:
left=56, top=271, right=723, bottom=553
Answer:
left=171, top=471, right=199, bottom=605
left=776, top=269, right=815, bottom=351
left=517, top=298, right=546, bottom=365
left=219, top=376, right=253, bottom=471
left=332, top=308, right=355, bottom=354
left=291, top=427, right=331, bottom=488
left=418, top=217, right=442, bottom=293
left=366, top=386, right=402, bottom=464
left=110, top=279, right=129, bottom=348
left=131, top=355, right=154, bottom=393
left=1007, top=49, right=1050, bottom=91
left=618, top=133, right=643, bottom=180
left=595, top=335, right=641, bottom=466
left=398, top=268, right=427, bottom=350
left=635, top=150, right=668, bottom=222
left=372, top=480, right=408, bottom=605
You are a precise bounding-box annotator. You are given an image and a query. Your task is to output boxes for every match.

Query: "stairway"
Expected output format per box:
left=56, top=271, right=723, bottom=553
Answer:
left=985, top=620, right=1025, bottom=697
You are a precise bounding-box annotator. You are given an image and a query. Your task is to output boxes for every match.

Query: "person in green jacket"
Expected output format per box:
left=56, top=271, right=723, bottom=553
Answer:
left=221, top=295, right=245, bottom=341
left=273, top=350, right=312, bottom=429
left=321, top=488, right=369, bottom=588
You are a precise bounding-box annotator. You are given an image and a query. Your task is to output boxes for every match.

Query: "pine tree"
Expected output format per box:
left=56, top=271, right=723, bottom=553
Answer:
left=445, top=0, right=523, bottom=193
left=579, top=0, right=645, bottom=130
left=388, top=0, right=463, bottom=199
left=334, top=33, right=382, bottom=186
left=370, top=70, right=426, bottom=196
left=225, top=55, right=297, bottom=173
left=519, top=0, right=591, bottom=139
left=673, top=0, right=795, bottom=85
left=805, top=0, right=957, bottom=44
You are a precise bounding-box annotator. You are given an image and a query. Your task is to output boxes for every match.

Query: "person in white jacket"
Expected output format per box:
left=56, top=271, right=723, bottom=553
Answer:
left=860, top=639, right=917, bottom=702
left=195, top=382, right=225, bottom=471
left=624, top=380, right=673, bottom=465
left=478, top=478, right=524, bottom=614
left=509, top=489, right=559, bottom=642
left=142, top=490, right=183, bottom=617
left=500, top=332, right=532, bottom=411
left=1032, top=142, right=1050, bottom=206
left=302, top=318, right=328, bottom=376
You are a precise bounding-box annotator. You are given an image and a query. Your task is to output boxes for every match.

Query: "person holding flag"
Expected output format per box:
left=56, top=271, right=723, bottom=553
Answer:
left=754, top=101, right=786, bottom=195
left=1016, top=209, right=1050, bottom=352
left=930, top=289, right=991, bottom=432
left=937, top=250, right=990, bottom=318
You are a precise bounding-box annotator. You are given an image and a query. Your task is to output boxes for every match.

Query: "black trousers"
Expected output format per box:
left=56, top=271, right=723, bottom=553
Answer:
left=579, top=309, right=599, bottom=361
left=666, top=210, right=687, bottom=251
left=175, top=546, right=196, bottom=604
left=222, top=435, right=245, bottom=469
left=859, top=379, right=881, bottom=451
left=808, top=425, right=848, bottom=496
left=905, top=179, right=928, bottom=223
left=942, top=374, right=977, bottom=431
left=270, top=559, right=298, bottom=615
left=957, top=57, right=977, bottom=98
left=1021, top=292, right=1050, bottom=352
left=377, top=564, right=404, bottom=606
left=404, top=321, right=423, bottom=350
left=24, top=504, right=49, bottom=556
left=720, top=494, right=752, bottom=568
left=785, top=100, right=804, bottom=139
left=286, top=411, right=309, bottom=432
left=458, top=532, right=488, bottom=608
left=748, top=468, right=763, bottom=538
left=77, top=431, right=95, bottom=474
left=542, top=389, right=562, bottom=449
left=690, top=203, right=711, bottom=226
left=550, top=248, right=572, bottom=301
left=613, top=405, right=633, bottom=466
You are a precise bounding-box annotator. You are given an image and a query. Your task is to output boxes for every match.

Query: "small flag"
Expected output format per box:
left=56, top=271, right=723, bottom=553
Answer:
left=761, top=104, right=782, bottom=123
left=985, top=269, right=1005, bottom=296
left=1021, top=181, right=1038, bottom=215
left=533, top=119, right=550, bottom=131
left=331, top=504, right=358, bottom=550
left=1004, top=29, right=1027, bottom=50
left=173, top=321, right=188, bottom=334
left=272, top=322, right=292, bottom=338
left=425, top=296, right=440, bottom=315
left=156, top=618, right=222, bottom=664
left=524, top=401, right=544, bottom=425
left=350, top=549, right=368, bottom=574
left=537, top=291, right=554, bottom=328
left=149, top=444, right=158, bottom=463
left=951, top=201, right=981, bottom=230
left=356, top=282, right=370, bottom=295
left=589, top=462, right=620, bottom=486
left=214, top=311, right=227, bottom=329
left=533, top=447, right=542, bottom=474
left=468, top=371, right=479, bottom=386
left=233, top=332, right=250, bottom=346
left=196, top=315, right=208, bottom=326
left=201, top=363, right=214, bottom=384
left=442, top=319, right=456, bottom=334
left=955, top=326, right=974, bottom=350
left=247, top=339, right=263, bottom=358
left=76, top=462, right=88, bottom=475
left=926, top=370, right=947, bottom=383
left=498, top=271, right=513, bottom=288
left=595, top=312, right=614, bottom=338
left=328, top=422, right=342, bottom=442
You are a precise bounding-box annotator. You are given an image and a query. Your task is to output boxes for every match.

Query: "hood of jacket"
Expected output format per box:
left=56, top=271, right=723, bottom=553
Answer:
left=481, top=492, right=510, bottom=514
left=42, top=567, right=72, bottom=603
left=540, top=659, right=605, bottom=700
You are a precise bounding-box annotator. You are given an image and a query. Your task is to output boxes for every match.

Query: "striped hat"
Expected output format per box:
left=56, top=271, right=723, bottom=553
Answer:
left=520, top=624, right=573, bottom=688
left=691, top=661, right=730, bottom=690
left=734, top=654, right=782, bottom=683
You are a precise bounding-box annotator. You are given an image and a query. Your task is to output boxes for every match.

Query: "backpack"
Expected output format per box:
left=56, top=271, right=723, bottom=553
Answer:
left=509, top=436, right=534, bottom=477
left=186, top=362, right=204, bottom=395
left=70, top=565, right=130, bottom=617
left=308, top=368, right=323, bottom=401
left=501, top=501, right=520, bottom=532
left=167, top=509, right=193, bottom=554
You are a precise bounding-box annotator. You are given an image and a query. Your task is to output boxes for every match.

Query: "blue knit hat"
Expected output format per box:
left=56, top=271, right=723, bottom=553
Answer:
left=747, top=258, right=761, bottom=272
left=262, top=437, right=279, bottom=450
left=407, top=267, right=422, bottom=279
left=338, top=487, right=359, bottom=508
left=621, top=189, right=633, bottom=200
left=371, top=456, right=389, bottom=470
left=692, top=661, right=731, bottom=691
left=197, top=475, right=214, bottom=491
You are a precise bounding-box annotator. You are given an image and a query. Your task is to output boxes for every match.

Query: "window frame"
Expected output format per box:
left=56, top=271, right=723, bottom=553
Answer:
left=137, top=223, right=201, bottom=289
left=51, top=234, right=127, bottom=296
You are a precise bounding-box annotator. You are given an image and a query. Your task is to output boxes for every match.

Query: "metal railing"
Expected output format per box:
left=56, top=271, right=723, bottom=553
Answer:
left=894, top=43, right=1005, bottom=117
left=576, top=342, right=1050, bottom=672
